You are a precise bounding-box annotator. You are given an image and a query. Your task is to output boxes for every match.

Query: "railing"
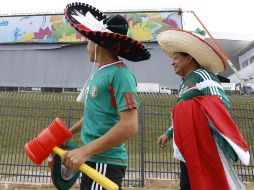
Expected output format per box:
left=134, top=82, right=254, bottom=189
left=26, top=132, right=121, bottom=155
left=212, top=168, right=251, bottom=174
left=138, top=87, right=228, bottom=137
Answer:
left=0, top=92, right=253, bottom=187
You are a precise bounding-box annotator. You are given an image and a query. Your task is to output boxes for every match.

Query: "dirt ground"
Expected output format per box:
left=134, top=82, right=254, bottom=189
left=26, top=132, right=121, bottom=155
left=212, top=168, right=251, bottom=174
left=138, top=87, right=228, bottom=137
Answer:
left=1, top=182, right=254, bottom=190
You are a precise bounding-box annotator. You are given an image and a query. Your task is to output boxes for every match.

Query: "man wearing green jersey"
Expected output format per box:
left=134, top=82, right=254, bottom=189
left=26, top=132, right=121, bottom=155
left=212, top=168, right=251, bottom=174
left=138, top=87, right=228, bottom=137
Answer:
left=63, top=3, right=150, bottom=189
left=157, top=29, right=249, bottom=190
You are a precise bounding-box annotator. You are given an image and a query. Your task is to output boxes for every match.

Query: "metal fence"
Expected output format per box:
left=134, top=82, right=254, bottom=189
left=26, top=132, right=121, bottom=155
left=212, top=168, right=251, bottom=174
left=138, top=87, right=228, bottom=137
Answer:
left=0, top=92, right=253, bottom=187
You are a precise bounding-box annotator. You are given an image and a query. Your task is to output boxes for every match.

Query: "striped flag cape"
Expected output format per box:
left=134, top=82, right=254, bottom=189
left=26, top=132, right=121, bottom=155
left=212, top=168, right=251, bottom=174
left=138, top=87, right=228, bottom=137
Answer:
left=173, top=95, right=249, bottom=190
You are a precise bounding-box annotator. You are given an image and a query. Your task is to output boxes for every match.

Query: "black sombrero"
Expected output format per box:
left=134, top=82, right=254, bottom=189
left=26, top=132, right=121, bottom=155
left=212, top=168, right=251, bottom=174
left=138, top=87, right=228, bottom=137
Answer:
left=65, top=2, right=151, bottom=62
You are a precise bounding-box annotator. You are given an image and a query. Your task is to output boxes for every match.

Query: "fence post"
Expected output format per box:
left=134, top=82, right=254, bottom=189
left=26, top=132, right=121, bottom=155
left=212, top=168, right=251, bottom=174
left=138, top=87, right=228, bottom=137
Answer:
left=67, top=103, right=72, bottom=129
left=140, top=104, right=145, bottom=187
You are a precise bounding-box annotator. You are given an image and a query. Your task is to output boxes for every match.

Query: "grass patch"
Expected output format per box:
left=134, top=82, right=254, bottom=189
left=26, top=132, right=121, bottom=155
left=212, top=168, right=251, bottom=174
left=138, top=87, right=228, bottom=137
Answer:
left=0, top=92, right=254, bottom=185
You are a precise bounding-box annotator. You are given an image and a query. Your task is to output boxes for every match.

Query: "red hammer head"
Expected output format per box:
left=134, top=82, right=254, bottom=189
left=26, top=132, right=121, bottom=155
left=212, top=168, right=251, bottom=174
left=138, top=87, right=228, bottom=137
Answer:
left=24, top=118, right=72, bottom=165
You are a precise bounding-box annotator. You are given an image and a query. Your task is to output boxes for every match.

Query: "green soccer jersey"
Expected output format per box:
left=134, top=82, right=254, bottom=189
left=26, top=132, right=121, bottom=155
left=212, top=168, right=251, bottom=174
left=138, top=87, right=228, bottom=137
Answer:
left=166, top=69, right=230, bottom=139
left=177, top=69, right=230, bottom=107
left=81, top=62, right=138, bottom=166
left=166, top=69, right=237, bottom=161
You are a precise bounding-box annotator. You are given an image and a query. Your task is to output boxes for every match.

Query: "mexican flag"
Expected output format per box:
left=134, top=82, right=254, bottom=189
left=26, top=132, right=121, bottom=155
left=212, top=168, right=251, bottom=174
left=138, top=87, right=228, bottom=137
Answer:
left=173, top=95, right=249, bottom=190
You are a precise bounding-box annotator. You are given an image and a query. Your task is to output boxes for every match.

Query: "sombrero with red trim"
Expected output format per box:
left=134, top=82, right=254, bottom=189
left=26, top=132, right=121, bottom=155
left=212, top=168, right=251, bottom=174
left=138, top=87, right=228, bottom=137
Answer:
left=65, top=2, right=151, bottom=62
left=157, top=28, right=226, bottom=73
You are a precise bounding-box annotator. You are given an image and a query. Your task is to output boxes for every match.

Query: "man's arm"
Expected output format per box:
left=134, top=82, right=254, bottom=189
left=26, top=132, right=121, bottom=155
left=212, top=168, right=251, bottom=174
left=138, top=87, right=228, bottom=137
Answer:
left=62, top=109, right=138, bottom=169
left=69, top=117, right=83, bottom=134
left=165, top=126, right=173, bottom=139
left=157, top=126, right=173, bottom=148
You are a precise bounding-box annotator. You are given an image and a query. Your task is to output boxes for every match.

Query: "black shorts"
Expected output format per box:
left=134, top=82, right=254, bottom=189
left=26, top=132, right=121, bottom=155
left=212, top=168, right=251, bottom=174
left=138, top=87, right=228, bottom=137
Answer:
left=80, top=161, right=126, bottom=190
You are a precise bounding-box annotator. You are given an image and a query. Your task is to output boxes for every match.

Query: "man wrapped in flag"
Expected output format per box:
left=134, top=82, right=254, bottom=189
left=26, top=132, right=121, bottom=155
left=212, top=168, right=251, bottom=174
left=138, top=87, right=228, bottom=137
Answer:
left=157, top=29, right=250, bottom=190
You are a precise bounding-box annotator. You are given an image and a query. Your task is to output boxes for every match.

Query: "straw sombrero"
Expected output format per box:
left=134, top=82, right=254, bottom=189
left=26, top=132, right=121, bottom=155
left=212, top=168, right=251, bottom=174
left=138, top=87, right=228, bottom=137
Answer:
left=64, top=2, right=151, bottom=62
left=157, top=29, right=226, bottom=73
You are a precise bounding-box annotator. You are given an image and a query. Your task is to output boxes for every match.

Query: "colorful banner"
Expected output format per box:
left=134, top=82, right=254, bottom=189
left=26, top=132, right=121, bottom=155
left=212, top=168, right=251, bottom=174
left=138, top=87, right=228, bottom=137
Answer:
left=0, top=11, right=182, bottom=43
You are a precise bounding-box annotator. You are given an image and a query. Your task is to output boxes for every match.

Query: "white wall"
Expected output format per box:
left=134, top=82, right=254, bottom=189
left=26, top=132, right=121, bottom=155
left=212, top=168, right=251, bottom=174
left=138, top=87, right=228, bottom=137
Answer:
left=239, top=47, right=254, bottom=69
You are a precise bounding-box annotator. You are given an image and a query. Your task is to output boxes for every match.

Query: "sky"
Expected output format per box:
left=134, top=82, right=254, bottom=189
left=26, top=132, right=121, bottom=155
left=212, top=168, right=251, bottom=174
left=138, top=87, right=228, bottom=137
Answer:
left=1, top=0, right=254, bottom=41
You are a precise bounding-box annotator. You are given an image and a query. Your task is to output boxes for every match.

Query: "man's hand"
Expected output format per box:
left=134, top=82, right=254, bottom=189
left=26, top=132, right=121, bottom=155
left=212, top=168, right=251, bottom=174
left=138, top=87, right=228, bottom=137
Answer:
left=62, top=146, right=91, bottom=170
left=157, top=134, right=169, bottom=148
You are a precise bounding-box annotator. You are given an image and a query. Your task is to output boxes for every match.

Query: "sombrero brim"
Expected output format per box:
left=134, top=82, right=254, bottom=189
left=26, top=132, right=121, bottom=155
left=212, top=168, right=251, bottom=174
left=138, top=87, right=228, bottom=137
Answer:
left=64, top=2, right=151, bottom=62
left=157, top=29, right=226, bottom=73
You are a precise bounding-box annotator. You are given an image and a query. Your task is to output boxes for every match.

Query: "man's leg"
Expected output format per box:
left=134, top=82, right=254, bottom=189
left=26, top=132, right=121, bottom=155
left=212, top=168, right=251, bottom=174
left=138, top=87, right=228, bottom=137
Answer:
left=180, top=161, right=191, bottom=190
left=80, top=161, right=126, bottom=190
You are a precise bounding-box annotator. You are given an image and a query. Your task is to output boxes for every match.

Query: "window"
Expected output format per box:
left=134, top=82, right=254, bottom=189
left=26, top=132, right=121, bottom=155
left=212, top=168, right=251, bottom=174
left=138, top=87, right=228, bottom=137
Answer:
left=241, top=60, right=249, bottom=68
left=41, top=87, right=63, bottom=92
left=249, top=56, right=254, bottom=64
left=64, top=88, right=79, bottom=92
left=0, top=86, right=18, bottom=91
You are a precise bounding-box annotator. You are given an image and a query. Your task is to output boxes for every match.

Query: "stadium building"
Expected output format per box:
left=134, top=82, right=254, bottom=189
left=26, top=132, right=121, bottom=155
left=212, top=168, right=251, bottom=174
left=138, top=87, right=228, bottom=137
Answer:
left=0, top=10, right=251, bottom=92
left=229, top=40, right=254, bottom=83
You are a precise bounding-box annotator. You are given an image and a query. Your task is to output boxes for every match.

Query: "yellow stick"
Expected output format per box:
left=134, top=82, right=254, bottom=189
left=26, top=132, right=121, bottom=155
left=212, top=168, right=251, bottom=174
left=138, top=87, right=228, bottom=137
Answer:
left=53, top=147, right=119, bottom=190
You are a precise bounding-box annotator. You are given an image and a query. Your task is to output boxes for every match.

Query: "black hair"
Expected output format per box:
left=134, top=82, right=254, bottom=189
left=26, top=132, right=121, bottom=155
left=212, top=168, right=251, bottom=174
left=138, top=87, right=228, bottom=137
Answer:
left=179, top=52, right=189, bottom=57
left=178, top=52, right=201, bottom=68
